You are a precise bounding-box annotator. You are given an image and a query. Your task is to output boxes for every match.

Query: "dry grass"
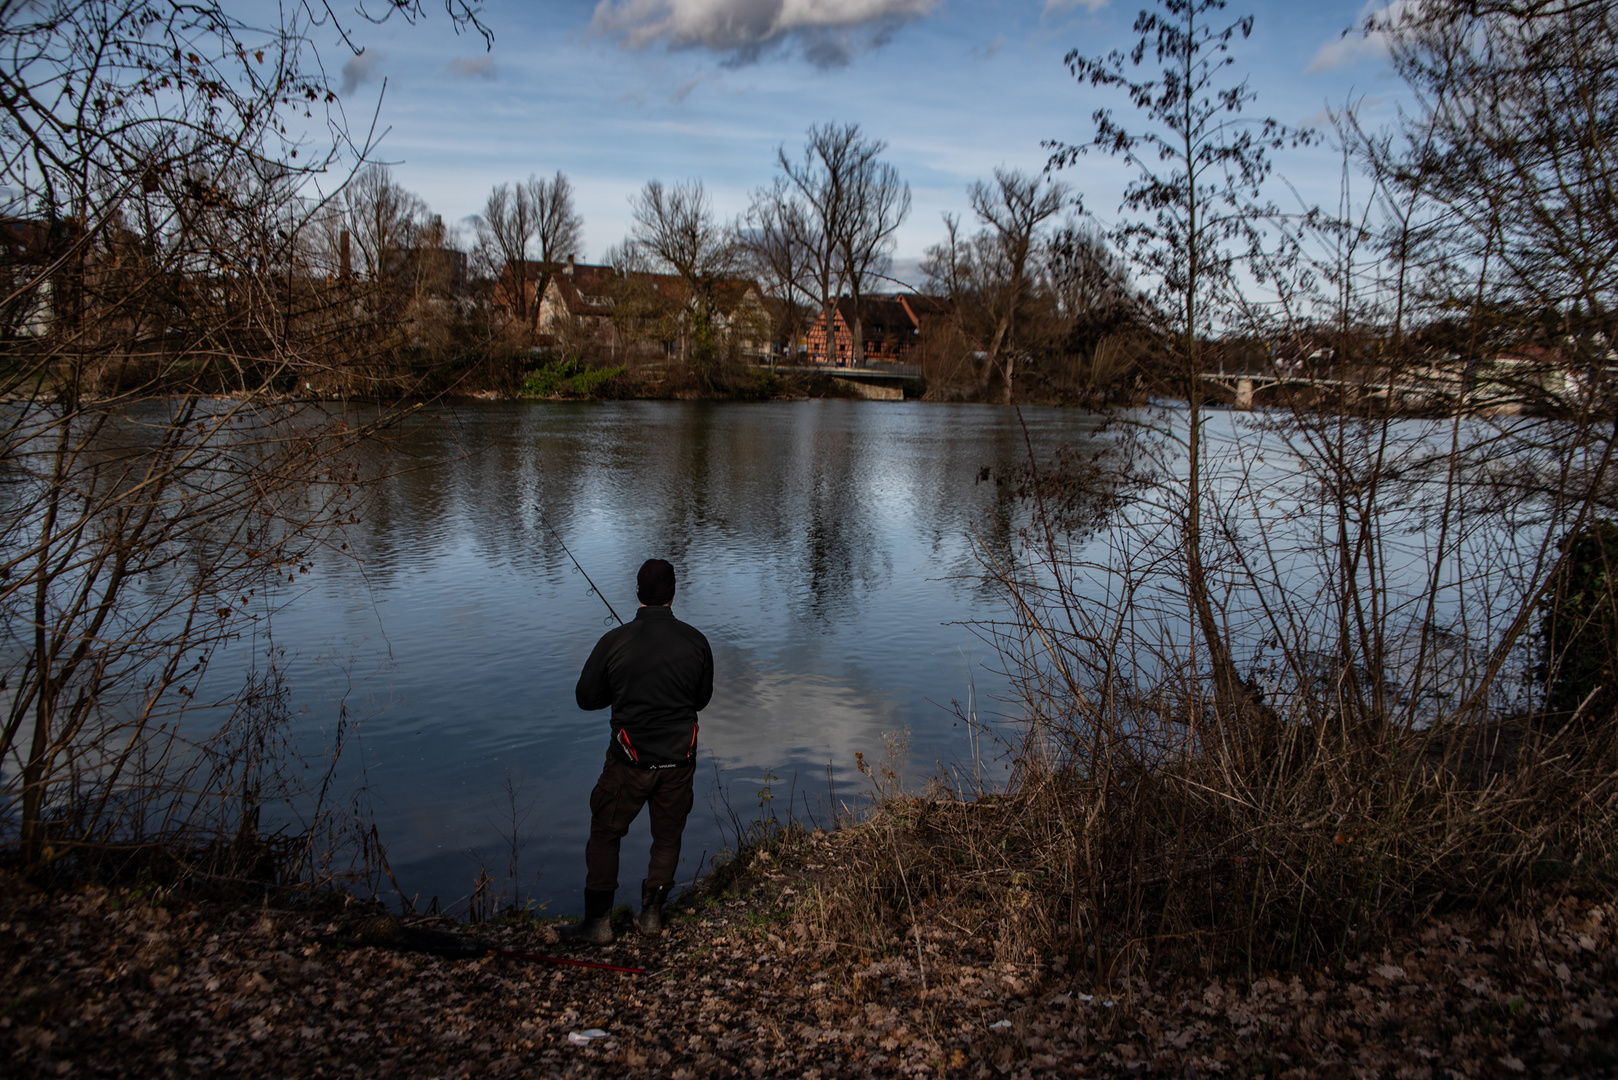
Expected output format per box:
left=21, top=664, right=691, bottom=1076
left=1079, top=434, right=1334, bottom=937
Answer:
left=783, top=714, right=1618, bottom=989
left=779, top=397, right=1618, bottom=991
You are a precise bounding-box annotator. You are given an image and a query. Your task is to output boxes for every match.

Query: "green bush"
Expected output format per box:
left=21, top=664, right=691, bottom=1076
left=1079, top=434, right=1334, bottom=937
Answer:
left=519, top=359, right=626, bottom=398
left=568, top=365, right=625, bottom=397
left=519, top=359, right=572, bottom=397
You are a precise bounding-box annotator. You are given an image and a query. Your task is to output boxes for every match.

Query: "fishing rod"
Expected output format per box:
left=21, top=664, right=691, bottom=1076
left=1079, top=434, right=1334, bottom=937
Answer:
left=533, top=504, right=623, bottom=625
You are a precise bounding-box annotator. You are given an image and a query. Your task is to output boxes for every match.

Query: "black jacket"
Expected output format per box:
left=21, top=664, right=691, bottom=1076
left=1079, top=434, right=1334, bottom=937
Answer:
left=575, top=605, right=714, bottom=768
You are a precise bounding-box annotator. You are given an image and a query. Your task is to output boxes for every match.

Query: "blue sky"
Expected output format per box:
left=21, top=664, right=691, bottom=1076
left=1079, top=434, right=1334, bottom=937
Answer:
left=326, top=0, right=1410, bottom=283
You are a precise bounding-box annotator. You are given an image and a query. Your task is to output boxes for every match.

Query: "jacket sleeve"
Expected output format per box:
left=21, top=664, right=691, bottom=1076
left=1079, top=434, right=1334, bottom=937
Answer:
left=575, top=633, right=615, bottom=711
left=693, top=637, right=714, bottom=712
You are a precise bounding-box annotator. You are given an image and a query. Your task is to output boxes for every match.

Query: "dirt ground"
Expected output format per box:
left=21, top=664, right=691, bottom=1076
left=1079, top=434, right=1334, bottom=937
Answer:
left=7, top=831, right=1618, bottom=1078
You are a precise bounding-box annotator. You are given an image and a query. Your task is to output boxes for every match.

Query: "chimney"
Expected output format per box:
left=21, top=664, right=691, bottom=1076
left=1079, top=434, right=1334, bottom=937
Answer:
left=565, top=254, right=575, bottom=277
left=339, top=228, right=351, bottom=280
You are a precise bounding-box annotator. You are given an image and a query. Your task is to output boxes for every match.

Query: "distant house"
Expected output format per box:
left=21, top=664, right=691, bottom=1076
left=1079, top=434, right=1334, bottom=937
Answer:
left=531, top=259, right=770, bottom=359
left=2, top=217, right=52, bottom=261
left=708, top=277, right=772, bottom=358
left=0, top=216, right=160, bottom=343
left=0, top=217, right=58, bottom=338
left=803, top=294, right=949, bottom=366
left=536, top=260, right=670, bottom=342
left=492, top=258, right=564, bottom=332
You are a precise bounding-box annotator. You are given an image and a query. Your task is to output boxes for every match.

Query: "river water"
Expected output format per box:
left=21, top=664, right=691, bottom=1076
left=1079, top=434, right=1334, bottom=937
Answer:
left=258, top=400, right=1113, bottom=915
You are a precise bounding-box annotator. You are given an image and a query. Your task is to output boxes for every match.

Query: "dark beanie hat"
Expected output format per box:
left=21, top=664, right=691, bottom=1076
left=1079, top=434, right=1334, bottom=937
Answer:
left=637, top=558, right=676, bottom=606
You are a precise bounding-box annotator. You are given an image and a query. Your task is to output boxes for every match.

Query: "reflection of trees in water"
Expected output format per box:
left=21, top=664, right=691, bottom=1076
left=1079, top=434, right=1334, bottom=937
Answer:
left=316, top=402, right=1130, bottom=629
left=607, top=404, right=890, bottom=628
left=312, top=405, right=470, bottom=590
left=954, top=414, right=1133, bottom=608
left=796, top=423, right=881, bottom=625
left=645, top=403, right=721, bottom=570
left=322, top=405, right=607, bottom=594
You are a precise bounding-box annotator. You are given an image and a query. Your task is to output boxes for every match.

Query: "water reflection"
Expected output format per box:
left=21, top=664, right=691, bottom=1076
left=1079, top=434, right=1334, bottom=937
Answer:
left=255, top=400, right=1113, bottom=912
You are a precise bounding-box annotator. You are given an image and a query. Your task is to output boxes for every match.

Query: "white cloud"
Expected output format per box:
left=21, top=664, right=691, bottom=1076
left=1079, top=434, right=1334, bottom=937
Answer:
left=340, top=50, right=388, bottom=95
left=590, top=0, right=940, bottom=68
left=446, top=56, right=497, bottom=79
left=1043, top=0, right=1110, bottom=15
left=1306, top=0, right=1421, bottom=74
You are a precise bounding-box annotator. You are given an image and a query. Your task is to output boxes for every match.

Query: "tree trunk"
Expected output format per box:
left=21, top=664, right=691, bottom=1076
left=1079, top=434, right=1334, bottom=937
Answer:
left=532, top=269, right=553, bottom=339
left=980, top=317, right=1010, bottom=396
left=1178, top=76, right=1273, bottom=764
left=513, top=262, right=529, bottom=332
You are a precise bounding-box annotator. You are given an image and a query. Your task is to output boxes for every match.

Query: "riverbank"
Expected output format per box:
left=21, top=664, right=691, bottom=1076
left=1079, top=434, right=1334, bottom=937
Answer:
left=8, top=817, right=1618, bottom=1079
left=485, top=355, right=1138, bottom=406
left=508, top=360, right=930, bottom=404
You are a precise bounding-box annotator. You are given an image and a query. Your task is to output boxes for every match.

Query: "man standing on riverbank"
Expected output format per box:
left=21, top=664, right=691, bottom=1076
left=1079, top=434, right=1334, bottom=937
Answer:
left=563, top=559, right=713, bottom=944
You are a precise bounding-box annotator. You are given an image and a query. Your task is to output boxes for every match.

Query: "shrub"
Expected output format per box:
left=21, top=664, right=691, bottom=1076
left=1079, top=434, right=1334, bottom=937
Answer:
left=792, top=427, right=1618, bottom=985
left=1538, top=520, right=1618, bottom=729
left=519, top=358, right=627, bottom=398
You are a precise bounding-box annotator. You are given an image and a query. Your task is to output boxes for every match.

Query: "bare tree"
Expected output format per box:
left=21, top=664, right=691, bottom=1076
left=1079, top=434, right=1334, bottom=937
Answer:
left=920, top=212, right=970, bottom=304
left=630, top=180, right=737, bottom=300
left=474, top=183, right=539, bottom=330
left=1381, top=0, right=1618, bottom=372
left=602, top=239, right=650, bottom=274
left=319, top=163, right=477, bottom=385
left=0, top=0, right=487, bottom=872
left=1045, top=218, right=1132, bottom=325
left=1048, top=0, right=1298, bottom=743
left=744, top=178, right=817, bottom=360
left=629, top=179, right=738, bottom=370
left=1312, top=0, right=1618, bottom=735
left=966, top=169, right=1066, bottom=401
left=473, top=171, right=581, bottom=338
left=773, top=124, right=912, bottom=366
left=776, top=124, right=880, bottom=354
left=839, top=155, right=911, bottom=365
left=1042, top=217, right=1141, bottom=387
left=526, top=171, right=584, bottom=269
left=921, top=186, right=1121, bottom=401
left=335, top=164, right=428, bottom=289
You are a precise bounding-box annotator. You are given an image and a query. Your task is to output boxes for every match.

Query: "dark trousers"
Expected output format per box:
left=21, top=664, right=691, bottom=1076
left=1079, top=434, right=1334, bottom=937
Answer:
left=584, top=753, right=695, bottom=894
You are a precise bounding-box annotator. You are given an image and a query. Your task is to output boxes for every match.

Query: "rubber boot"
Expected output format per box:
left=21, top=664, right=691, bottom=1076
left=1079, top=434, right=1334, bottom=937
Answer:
left=636, top=880, right=674, bottom=934
left=559, top=888, right=614, bottom=945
